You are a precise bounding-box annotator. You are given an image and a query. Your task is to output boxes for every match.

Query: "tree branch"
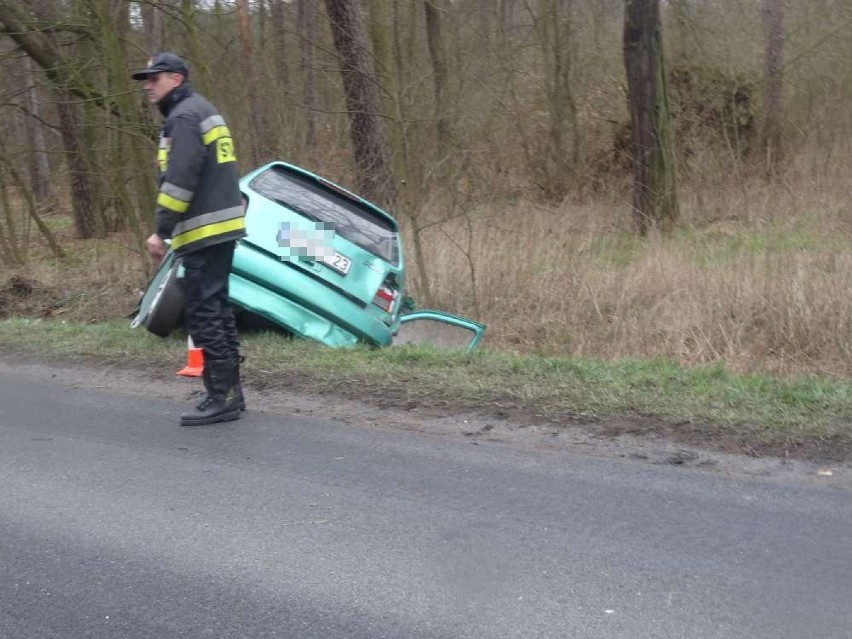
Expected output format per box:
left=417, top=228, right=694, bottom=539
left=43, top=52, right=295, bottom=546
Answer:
left=0, top=0, right=113, bottom=112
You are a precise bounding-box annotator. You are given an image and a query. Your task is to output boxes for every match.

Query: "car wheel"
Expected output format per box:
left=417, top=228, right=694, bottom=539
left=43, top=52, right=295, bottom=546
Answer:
left=143, top=258, right=185, bottom=337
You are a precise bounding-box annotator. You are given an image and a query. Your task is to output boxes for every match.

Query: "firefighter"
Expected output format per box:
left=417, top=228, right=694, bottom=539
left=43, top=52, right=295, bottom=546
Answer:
left=132, top=52, right=246, bottom=426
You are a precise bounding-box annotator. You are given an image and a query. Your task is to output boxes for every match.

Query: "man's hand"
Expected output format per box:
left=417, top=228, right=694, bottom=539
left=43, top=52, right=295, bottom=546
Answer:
left=145, top=233, right=167, bottom=265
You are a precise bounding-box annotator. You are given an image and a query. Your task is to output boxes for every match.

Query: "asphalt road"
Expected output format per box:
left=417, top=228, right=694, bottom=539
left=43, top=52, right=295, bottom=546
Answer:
left=1, top=366, right=851, bottom=639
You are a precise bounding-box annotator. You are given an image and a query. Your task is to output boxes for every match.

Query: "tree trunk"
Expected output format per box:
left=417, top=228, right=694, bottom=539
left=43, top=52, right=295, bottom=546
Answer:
left=478, top=0, right=494, bottom=52
left=0, top=0, right=110, bottom=110
left=96, top=0, right=152, bottom=238
left=23, top=56, right=51, bottom=204
left=111, top=0, right=129, bottom=38
left=297, top=0, right=318, bottom=150
left=390, top=0, right=414, bottom=187
left=762, top=0, right=784, bottom=176
left=182, top=0, right=212, bottom=96
left=139, top=0, right=160, bottom=52
left=323, top=0, right=397, bottom=209
left=623, top=0, right=678, bottom=234
left=54, top=93, right=100, bottom=239
left=257, top=0, right=267, bottom=50
left=270, top=0, right=291, bottom=96
left=368, top=0, right=395, bottom=117
left=0, top=147, right=63, bottom=259
left=530, top=0, right=579, bottom=194
left=236, top=0, right=262, bottom=165
left=424, top=0, right=452, bottom=153
left=369, top=0, right=409, bottom=188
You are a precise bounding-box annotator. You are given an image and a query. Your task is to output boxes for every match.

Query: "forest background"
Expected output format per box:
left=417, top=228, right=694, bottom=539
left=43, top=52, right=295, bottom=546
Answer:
left=1, top=0, right=851, bottom=379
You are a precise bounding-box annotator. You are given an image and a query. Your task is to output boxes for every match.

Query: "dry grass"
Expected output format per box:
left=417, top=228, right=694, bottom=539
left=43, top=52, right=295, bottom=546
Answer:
left=0, top=224, right=149, bottom=322
left=405, top=162, right=852, bottom=376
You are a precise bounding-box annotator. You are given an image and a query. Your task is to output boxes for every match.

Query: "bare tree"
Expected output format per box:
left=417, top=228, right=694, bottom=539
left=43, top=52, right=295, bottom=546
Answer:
left=138, top=0, right=161, bottom=52
left=235, top=0, right=263, bottom=165
left=56, top=96, right=100, bottom=238
left=323, top=0, right=396, bottom=208
left=93, top=0, right=153, bottom=238
left=424, top=0, right=452, bottom=152
left=23, top=56, right=51, bottom=204
left=367, top=0, right=395, bottom=121
left=297, top=0, right=318, bottom=150
left=0, top=138, right=63, bottom=259
left=368, top=0, right=408, bottom=188
left=623, top=0, right=679, bottom=233
left=270, top=0, right=291, bottom=97
left=179, top=0, right=212, bottom=96
left=525, top=0, right=581, bottom=195
left=762, top=0, right=784, bottom=175
left=0, top=0, right=108, bottom=107
left=0, top=0, right=104, bottom=238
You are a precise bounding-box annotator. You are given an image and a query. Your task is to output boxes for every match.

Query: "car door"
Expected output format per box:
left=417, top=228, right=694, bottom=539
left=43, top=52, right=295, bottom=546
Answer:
left=394, top=310, right=486, bottom=351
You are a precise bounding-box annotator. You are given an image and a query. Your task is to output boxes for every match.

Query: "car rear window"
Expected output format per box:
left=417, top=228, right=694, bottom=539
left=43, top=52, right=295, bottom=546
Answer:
left=249, top=166, right=400, bottom=265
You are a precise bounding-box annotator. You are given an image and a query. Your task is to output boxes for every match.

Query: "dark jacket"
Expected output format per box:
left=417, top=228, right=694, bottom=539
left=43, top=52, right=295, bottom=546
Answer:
left=154, top=83, right=246, bottom=254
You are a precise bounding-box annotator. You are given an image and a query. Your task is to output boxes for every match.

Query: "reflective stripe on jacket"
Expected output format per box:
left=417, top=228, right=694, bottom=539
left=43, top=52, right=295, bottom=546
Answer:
left=155, top=85, right=246, bottom=254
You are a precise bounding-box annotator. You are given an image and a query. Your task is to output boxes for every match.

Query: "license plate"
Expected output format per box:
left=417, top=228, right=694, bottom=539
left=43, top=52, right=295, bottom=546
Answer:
left=322, top=251, right=351, bottom=275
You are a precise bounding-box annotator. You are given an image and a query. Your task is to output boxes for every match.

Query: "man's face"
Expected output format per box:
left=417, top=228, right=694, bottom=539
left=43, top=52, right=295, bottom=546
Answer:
left=143, top=72, right=183, bottom=105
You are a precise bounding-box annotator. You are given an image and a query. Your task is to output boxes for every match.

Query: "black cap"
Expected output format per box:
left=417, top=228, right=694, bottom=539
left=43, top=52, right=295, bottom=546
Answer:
left=131, top=52, right=189, bottom=81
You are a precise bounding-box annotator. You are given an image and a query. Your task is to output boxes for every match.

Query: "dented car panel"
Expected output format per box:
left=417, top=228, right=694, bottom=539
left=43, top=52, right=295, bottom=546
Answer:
left=229, top=241, right=391, bottom=347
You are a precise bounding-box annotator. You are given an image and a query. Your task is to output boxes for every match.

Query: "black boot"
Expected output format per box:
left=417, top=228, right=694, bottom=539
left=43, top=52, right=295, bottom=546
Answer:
left=181, top=358, right=241, bottom=426
left=196, top=358, right=246, bottom=411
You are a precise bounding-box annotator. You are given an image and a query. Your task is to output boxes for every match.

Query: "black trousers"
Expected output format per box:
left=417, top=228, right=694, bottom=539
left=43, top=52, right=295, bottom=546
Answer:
left=182, top=241, right=239, bottom=362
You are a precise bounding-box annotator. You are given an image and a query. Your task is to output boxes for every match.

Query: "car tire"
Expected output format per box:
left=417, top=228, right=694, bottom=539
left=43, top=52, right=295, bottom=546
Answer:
left=143, top=258, right=185, bottom=337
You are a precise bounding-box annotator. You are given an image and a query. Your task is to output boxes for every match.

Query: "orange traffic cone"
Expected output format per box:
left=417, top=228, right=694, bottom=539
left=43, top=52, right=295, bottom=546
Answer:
left=177, top=336, right=204, bottom=377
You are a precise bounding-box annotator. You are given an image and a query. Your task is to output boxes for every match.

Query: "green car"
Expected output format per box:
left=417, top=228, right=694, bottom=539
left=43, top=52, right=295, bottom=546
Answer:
left=132, top=161, right=485, bottom=350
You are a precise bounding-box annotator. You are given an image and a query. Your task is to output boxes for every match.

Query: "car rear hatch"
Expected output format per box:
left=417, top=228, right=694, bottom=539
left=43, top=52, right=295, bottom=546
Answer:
left=237, top=163, right=403, bottom=337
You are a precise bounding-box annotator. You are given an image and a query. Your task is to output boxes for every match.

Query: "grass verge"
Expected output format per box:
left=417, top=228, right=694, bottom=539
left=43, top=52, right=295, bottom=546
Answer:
left=1, top=318, right=851, bottom=462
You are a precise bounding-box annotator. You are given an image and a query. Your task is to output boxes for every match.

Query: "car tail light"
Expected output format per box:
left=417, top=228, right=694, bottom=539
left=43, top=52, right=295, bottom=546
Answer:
left=372, top=277, right=398, bottom=313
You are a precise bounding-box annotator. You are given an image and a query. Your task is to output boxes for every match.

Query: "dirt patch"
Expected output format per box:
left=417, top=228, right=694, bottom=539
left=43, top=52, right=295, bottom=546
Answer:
left=253, top=371, right=852, bottom=465
left=593, top=414, right=852, bottom=464
left=0, top=276, right=61, bottom=319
